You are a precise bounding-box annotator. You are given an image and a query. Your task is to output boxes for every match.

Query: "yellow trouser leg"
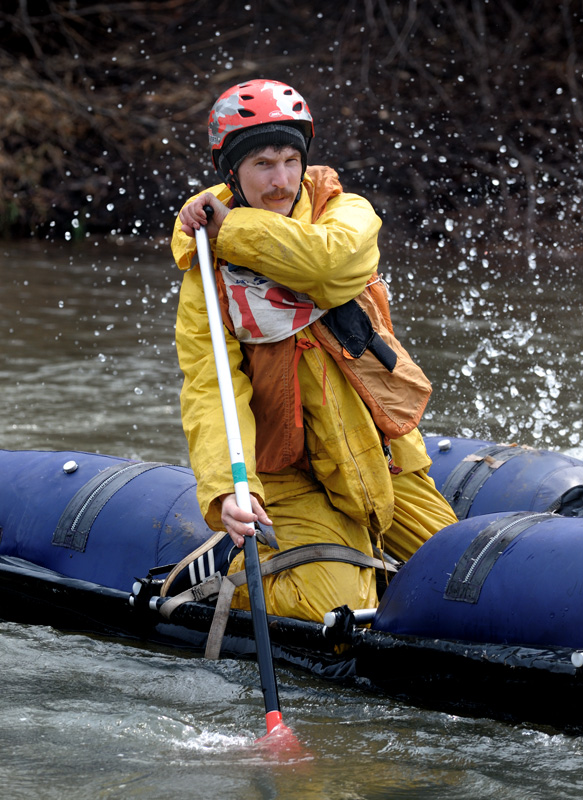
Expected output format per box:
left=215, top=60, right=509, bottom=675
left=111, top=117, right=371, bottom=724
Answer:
left=229, top=482, right=378, bottom=622
left=382, top=467, right=458, bottom=561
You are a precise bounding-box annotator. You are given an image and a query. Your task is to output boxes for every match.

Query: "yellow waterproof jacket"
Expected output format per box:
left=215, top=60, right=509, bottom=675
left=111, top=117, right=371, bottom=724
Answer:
left=172, top=169, right=430, bottom=534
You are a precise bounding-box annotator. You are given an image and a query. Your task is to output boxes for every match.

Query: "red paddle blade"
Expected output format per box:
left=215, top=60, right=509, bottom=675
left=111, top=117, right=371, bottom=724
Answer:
left=255, top=711, right=303, bottom=752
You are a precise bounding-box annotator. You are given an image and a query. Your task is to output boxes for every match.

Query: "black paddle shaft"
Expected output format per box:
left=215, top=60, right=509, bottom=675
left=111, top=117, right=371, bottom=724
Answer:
left=244, top=530, right=280, bottom=714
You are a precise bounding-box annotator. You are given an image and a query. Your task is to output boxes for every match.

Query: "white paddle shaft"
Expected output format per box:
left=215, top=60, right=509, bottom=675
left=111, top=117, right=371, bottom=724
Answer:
left=194, top=224, right=253, bottom=519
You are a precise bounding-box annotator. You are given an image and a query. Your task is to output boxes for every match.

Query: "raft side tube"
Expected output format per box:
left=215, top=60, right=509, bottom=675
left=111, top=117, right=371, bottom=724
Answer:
left=373, top=510, right=583, bottom=650
left=425, top=436, right=583, bottom=519
left=0, top=449, right=226, bottom=592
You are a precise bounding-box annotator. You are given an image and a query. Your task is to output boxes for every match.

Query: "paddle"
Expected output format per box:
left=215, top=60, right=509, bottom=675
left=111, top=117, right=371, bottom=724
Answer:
left=194, top=206, right=297, bottom=745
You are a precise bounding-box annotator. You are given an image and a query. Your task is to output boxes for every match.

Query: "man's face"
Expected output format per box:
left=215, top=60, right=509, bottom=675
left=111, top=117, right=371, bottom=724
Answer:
left=237, top=146, right=303, bottom=215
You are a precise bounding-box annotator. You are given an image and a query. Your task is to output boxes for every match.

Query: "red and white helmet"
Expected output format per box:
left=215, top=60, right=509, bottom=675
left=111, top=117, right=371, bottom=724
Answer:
left=208, top=79, right=314, bottom=171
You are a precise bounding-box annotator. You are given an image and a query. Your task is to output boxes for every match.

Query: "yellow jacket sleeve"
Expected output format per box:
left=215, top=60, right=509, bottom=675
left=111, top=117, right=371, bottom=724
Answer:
left=390, top=427, right=432, bottom=476
left=214, top=189, right=382, bottom=308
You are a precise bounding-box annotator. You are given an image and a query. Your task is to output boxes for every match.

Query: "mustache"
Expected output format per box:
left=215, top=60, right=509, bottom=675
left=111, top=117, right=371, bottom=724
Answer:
left=263, top=190, right=295, bottom=201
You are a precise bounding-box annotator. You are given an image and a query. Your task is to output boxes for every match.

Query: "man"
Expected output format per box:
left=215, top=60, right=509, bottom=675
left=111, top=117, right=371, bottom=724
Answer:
left=171, top=79, right=457, bottom=622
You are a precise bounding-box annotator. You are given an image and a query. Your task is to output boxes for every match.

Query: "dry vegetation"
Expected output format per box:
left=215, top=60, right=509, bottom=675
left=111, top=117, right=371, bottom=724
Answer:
left=1, top=0, right=582, bottom=250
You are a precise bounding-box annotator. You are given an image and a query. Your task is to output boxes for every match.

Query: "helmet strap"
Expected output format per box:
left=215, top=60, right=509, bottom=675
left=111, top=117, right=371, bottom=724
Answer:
left=225, top=169, right=250, bottom=208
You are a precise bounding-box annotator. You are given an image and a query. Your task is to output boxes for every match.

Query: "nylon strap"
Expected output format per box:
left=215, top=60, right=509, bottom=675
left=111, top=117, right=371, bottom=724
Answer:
left=204, top=543, right=392, bottom=659
left=204, top=579, right=238, bottom=659
left=160, top=530, right=228, bottom=597
left=158, top=573, right=224, bottom=619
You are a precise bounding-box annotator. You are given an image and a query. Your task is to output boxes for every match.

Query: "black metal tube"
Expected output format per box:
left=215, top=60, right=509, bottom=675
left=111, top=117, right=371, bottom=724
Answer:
left=244, top=532, right=280, bottom=714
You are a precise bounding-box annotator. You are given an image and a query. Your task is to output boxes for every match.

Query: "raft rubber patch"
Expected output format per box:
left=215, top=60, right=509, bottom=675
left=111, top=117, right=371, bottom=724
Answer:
left=53, top=462, right=166, bottom=552
left=441, top=444, right=530, bottom=519
left=444, top=511, right=556, bottom=604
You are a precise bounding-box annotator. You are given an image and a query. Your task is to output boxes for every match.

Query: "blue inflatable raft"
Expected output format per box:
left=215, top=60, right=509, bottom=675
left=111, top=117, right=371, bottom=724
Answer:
left=2, top=439, right=583, bottom=731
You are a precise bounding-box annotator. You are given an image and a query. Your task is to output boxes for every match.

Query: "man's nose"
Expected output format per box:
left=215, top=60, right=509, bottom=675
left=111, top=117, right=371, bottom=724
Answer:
left=271, top=163, right=288, bottom=187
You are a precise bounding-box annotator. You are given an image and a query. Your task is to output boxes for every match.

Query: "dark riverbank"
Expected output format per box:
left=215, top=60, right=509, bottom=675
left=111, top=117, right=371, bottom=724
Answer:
left=1, top=1, right=581, bottom=251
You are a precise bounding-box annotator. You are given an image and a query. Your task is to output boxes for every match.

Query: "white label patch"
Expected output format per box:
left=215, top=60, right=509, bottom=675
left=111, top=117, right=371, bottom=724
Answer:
left=220, top=265, right=326, bottom=343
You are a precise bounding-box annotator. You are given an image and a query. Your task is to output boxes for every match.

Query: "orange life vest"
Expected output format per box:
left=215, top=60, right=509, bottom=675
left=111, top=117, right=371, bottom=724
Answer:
left=216, top=166, right=432, bottom=473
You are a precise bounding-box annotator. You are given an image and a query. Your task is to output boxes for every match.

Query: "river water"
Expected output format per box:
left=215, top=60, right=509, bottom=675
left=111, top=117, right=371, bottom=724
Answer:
left=2, top=236, right=583, bottom=798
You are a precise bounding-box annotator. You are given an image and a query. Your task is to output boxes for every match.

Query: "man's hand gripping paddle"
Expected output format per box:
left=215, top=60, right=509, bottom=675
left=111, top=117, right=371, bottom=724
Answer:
left=195, top=206, right=300, bottom=749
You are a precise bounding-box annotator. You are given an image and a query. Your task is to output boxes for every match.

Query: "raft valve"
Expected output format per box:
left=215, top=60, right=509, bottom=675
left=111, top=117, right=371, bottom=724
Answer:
left=62, top=460, right=79, bottom=473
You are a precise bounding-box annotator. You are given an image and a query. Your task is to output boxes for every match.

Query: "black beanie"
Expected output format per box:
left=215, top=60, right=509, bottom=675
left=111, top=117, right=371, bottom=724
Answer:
left=217, top=123, right=308, bottom=181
